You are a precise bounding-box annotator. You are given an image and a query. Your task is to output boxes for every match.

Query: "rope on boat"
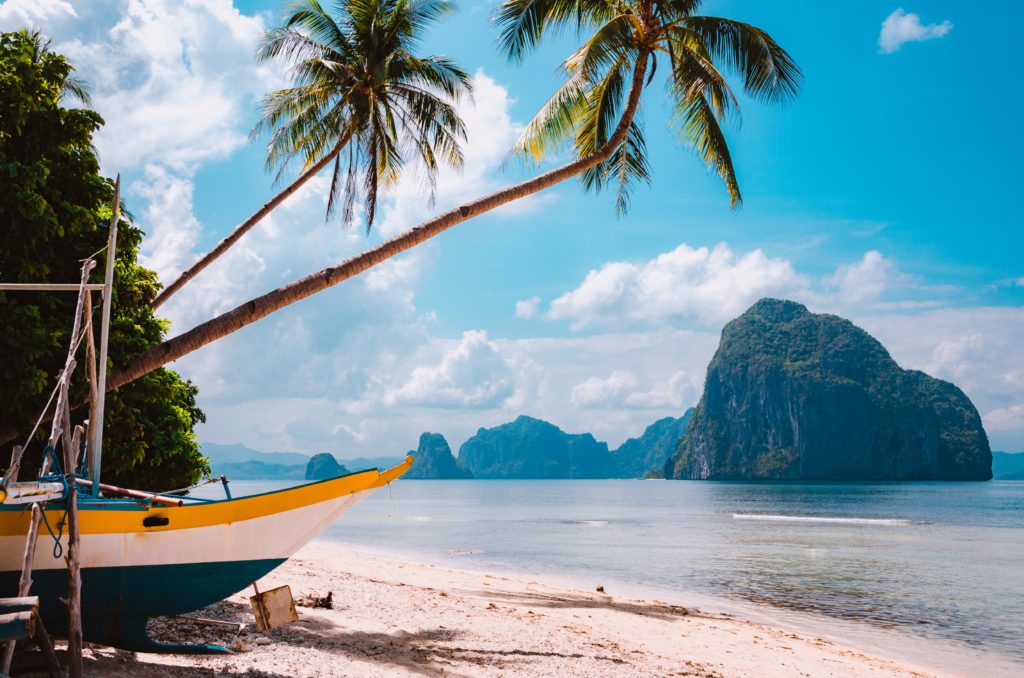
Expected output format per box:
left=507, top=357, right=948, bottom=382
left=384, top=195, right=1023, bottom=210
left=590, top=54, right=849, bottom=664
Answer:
left=16, top=323, right=90, bottom=454
left=152, top=475, right=229, bottom=497
left=31, top=446, right=71, bottom=559
left=37, top=498, right=67, bottom=559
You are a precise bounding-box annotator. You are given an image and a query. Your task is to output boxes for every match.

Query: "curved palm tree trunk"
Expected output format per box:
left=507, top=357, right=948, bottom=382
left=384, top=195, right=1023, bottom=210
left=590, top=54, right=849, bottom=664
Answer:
left=110, top=50, right=649, bottom=390
left=152, top=134, right=351, bottom=309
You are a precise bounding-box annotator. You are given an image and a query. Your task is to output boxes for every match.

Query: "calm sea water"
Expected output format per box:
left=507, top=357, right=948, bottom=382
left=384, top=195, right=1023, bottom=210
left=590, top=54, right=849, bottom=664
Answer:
left=202, top=478, right=1024, bottom=671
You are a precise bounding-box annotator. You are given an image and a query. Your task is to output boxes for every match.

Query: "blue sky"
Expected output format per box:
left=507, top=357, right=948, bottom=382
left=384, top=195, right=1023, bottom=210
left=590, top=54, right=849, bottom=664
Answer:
left=3, top=0, right=1022, bottom=454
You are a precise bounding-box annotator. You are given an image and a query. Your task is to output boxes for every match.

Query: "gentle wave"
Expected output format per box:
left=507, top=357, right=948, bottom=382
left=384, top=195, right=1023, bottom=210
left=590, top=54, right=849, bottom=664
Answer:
left=732, top=513, right=911, bottom=526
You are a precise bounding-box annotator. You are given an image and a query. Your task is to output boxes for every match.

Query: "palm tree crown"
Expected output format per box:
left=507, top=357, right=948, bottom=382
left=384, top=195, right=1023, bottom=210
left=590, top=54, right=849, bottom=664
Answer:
left=255, top=0, right=472, bottom=229
left=495, top=0, right=801, bottom=213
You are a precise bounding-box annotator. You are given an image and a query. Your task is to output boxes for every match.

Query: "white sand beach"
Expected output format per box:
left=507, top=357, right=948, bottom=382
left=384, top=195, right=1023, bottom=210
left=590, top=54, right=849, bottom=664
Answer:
left=68, top=544, right=959, bottom=678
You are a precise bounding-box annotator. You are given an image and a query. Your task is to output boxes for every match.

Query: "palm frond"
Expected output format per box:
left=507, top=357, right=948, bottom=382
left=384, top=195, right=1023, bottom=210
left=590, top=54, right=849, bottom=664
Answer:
left=672, top=92, right=741, bottom=207
left=254, top=0, right=471, bottom=231
left=679, top=16, right=801, bottom=103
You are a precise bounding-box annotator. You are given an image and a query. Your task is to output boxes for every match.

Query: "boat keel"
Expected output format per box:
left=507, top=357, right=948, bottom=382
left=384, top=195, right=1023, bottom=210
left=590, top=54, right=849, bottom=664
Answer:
left=103, top=617, right=232, bottom=655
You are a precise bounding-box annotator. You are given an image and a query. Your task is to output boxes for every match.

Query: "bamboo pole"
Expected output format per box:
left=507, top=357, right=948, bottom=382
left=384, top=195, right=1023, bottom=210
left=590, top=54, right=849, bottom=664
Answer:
left=3, top=445, right=22, bottom=487
left=91, top=176, right=120, bottom=496
left=73, top=478, right=183, bottom=507
left=64, top=425, right=84, bottom=678
left=84, top=291, right=99, bottom=483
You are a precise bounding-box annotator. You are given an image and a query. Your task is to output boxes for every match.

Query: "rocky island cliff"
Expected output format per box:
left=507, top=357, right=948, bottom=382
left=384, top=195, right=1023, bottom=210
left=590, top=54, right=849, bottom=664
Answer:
left=451, top=414, right=689, bottom=479
left=458, top=416, right=612, bottom=479
left=665, top=299, right=992, bottom=480
left=404, top=433, right=473, bottom=479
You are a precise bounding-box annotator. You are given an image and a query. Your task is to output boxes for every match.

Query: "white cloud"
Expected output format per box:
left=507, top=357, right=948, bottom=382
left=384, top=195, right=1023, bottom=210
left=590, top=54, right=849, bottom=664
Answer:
left=823, top=250, right=905, bottom=304
left=56, top=0, right=274, bottom=173
left=384, top=331, right=515, bottom=409
left=515, top=296, right=541, bottom=319
left=571, top=370, right=696, bottom=410
left=984, top=404, right=1024, bottom=435
left=132, top=164, right=207, bottom=283
left=543, top=245, right=938, bottom=330
left=571, top=371, right=638, bottom=408
left=0, top=0, right=77, bottom=25
left=879, top=8, right=953, bottom=54
left=1016, top=277, right=1024, bottom=287
left=548, top=243, right=809, bottom=328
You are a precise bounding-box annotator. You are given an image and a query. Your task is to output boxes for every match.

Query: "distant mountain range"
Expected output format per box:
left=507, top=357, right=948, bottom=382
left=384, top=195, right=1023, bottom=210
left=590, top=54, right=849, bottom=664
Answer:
left=202, top=300, right=1007, bottom=484
left=201, top=442, right=400, bottom=480
left=993, top=452, right=1024, bottom=480
left=403, top=413, right=692, bottom=480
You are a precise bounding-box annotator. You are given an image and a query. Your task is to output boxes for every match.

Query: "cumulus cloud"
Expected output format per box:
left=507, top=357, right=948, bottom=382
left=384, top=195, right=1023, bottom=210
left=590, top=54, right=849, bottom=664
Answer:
left=549, top=243, right=808, bottom=329
left=879, top=8, right=953, bottom=54
left=984, top=404, right=1024, bottom=435
left=132, top=164, right=208, bottom=282
left=571, top=370, right=696, bottom=410
left=515, top=296, right=541, bottom=319
left=0, top=0, right=77, bottom=24
left=384, top=331, right=515, bottom=408
left=823, top=250, right=903, bottom=304
left=57, top=0, right=274, bottom=172
left=543, top=245, right=936, bottom=330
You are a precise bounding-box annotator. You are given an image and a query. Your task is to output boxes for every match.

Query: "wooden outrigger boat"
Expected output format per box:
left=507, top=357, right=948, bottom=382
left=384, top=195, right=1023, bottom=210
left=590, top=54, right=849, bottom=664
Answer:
left=0, top=457, right=412, bottom=653
left=1, top=180, right=415, bottom=656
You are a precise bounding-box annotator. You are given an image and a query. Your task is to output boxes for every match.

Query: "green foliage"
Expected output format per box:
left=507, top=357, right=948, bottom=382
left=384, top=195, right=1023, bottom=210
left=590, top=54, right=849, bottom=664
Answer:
left=253, top=0, right=471, bottom=230
left=0, top=30, right=208, bottom=491
left=495, top=0, right=801, bottom=212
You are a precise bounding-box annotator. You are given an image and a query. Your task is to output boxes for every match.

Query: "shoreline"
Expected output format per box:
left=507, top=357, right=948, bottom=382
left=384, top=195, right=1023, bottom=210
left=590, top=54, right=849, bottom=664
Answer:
left=311, top=539, right=1021, bottom=678
left=73, top=543, right=1017, bottom=678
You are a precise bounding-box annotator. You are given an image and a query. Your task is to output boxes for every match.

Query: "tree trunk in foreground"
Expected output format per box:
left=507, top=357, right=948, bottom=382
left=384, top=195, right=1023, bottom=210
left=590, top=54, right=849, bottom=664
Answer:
left=152, top=136, right=350, bottom=309
left=113, top=52, right=648, bottom=390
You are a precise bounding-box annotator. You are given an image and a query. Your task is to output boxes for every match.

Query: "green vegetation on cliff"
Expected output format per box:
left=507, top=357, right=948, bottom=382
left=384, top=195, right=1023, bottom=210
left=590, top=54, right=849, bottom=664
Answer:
left=611, top=413, right=692, bottom=478
left=458, top=416, right=612, bottom=479
left=305, top=453, right=349, bottom=480
left=404, top=433, right=472, bottom=479
left=666, top=299, right=992, bottom=480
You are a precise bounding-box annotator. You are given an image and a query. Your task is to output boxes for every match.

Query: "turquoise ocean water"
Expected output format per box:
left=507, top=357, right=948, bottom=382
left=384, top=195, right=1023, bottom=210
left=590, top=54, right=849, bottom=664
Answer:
left=201, top=479, right=1024, bottom=672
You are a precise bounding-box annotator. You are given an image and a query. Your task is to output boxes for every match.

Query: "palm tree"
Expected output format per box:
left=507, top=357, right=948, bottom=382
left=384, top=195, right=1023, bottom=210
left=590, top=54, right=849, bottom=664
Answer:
left=108, top=0, right=800, bottom=391
left=151, top=0, right=471, bottom=308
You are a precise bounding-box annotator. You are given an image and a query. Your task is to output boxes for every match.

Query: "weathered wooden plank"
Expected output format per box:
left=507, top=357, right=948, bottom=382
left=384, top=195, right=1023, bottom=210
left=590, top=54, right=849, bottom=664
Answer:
left=0, top=611, right=35, bottom=642
left=0, top=283, right=104, bottom=291
left=0, top=598, right=38, bottom=615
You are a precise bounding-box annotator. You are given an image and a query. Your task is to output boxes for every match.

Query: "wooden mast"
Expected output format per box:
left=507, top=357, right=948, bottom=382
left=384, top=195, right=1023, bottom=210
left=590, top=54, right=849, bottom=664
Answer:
left=90, top=176, right=120, bottom=496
